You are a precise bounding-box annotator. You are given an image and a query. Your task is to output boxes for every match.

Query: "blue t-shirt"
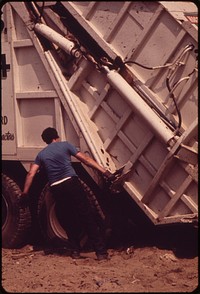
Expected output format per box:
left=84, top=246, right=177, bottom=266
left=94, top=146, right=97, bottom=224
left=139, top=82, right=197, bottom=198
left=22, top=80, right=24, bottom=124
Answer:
left=35, top=141, right=79, bottom=185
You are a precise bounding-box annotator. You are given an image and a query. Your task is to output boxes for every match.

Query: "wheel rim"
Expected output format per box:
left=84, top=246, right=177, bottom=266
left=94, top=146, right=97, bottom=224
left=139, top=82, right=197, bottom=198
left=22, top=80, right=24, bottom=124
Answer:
left=49, top=202, right=67, bottom=240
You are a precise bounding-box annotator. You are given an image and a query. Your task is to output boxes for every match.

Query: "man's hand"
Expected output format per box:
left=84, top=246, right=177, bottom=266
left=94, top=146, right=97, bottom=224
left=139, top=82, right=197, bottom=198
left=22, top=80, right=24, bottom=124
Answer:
left=103, top=170, right=112, bottom=177
left=103, top=170, right=115, bottom=180
left=102, top=168, right=125, bottom=193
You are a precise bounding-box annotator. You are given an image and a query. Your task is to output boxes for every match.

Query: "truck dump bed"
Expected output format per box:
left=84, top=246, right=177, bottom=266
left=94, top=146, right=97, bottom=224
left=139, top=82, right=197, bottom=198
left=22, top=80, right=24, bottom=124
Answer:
left=2, top=2, right=198, bottom=226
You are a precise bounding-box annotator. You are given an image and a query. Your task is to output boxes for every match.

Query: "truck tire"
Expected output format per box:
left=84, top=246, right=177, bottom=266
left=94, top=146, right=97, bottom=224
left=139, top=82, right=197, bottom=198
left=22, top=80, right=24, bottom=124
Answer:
left=2, top=173, right=31, bottom=248
left=37, top=178, right=106, bottom=246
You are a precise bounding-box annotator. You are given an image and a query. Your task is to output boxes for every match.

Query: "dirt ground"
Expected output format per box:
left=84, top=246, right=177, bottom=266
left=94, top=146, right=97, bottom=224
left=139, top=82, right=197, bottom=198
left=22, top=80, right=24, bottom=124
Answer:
left=1, top=224, right=199, bottom=293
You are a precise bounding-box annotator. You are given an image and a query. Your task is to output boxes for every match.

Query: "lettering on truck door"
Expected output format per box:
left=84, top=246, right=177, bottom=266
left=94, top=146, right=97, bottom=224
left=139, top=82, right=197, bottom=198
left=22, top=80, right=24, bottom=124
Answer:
left=1, top=43, right=17, bottom=155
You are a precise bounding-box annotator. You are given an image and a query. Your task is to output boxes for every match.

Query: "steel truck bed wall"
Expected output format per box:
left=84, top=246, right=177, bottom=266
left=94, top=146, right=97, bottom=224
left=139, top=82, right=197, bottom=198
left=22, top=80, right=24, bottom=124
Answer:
left=1, top=2, right=198, bottom=226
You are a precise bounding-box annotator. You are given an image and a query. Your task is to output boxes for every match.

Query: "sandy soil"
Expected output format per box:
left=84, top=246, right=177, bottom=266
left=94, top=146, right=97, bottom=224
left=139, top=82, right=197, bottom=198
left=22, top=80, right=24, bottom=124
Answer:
left=1, top=225, right=198, bottom=293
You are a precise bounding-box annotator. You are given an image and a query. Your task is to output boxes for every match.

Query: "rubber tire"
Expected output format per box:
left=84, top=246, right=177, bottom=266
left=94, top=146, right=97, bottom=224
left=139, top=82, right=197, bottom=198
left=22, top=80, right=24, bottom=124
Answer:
left=2, top=173, right=31, bottom=248
left=37, top=178, right=105, bottom=246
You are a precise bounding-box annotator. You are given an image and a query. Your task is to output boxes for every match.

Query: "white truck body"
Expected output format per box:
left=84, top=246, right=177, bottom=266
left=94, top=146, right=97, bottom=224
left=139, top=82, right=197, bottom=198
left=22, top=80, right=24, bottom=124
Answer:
left=1, top=1, right=198, bottom=247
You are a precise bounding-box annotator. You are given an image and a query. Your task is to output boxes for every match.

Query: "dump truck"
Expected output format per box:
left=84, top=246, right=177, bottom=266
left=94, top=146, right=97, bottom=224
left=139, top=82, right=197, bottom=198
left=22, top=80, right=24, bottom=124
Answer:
left=1, top=1, right=198, bottom=249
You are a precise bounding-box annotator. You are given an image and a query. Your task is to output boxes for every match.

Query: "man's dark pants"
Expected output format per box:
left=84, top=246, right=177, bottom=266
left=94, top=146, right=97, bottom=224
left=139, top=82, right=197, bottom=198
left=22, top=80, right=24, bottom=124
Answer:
left=50, top=176, right=107, bottom=256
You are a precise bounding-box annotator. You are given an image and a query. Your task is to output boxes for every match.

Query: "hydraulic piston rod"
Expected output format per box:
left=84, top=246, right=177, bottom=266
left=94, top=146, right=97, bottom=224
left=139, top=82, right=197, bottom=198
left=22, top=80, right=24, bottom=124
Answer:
left=103, top=66, right=176, bottom=146
left=34, top=23, right=80, bottom=58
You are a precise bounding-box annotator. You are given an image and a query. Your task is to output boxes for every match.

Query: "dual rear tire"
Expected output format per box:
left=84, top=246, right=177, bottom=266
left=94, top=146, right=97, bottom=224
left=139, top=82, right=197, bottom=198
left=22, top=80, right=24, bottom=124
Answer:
left=37, top=179, right=106, bottom=246
left=2, top=173, right=105, bottom=248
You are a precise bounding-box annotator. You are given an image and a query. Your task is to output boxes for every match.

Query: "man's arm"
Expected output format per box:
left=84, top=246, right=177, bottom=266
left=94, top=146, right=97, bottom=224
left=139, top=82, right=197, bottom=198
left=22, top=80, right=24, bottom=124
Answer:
left=22, top=163, right=40, bottom=195
left=75, top=152, right=108, bottom=174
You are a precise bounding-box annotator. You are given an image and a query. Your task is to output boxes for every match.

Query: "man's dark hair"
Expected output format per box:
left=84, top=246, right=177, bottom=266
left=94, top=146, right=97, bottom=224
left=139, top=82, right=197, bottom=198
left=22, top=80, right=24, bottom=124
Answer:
left=41, top=127, right=59, bottom=144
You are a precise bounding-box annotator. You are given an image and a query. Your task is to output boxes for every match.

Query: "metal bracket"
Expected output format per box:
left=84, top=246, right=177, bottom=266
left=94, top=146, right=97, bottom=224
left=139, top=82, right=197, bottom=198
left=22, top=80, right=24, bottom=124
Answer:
left=174, top=143, right=198, bottom=165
